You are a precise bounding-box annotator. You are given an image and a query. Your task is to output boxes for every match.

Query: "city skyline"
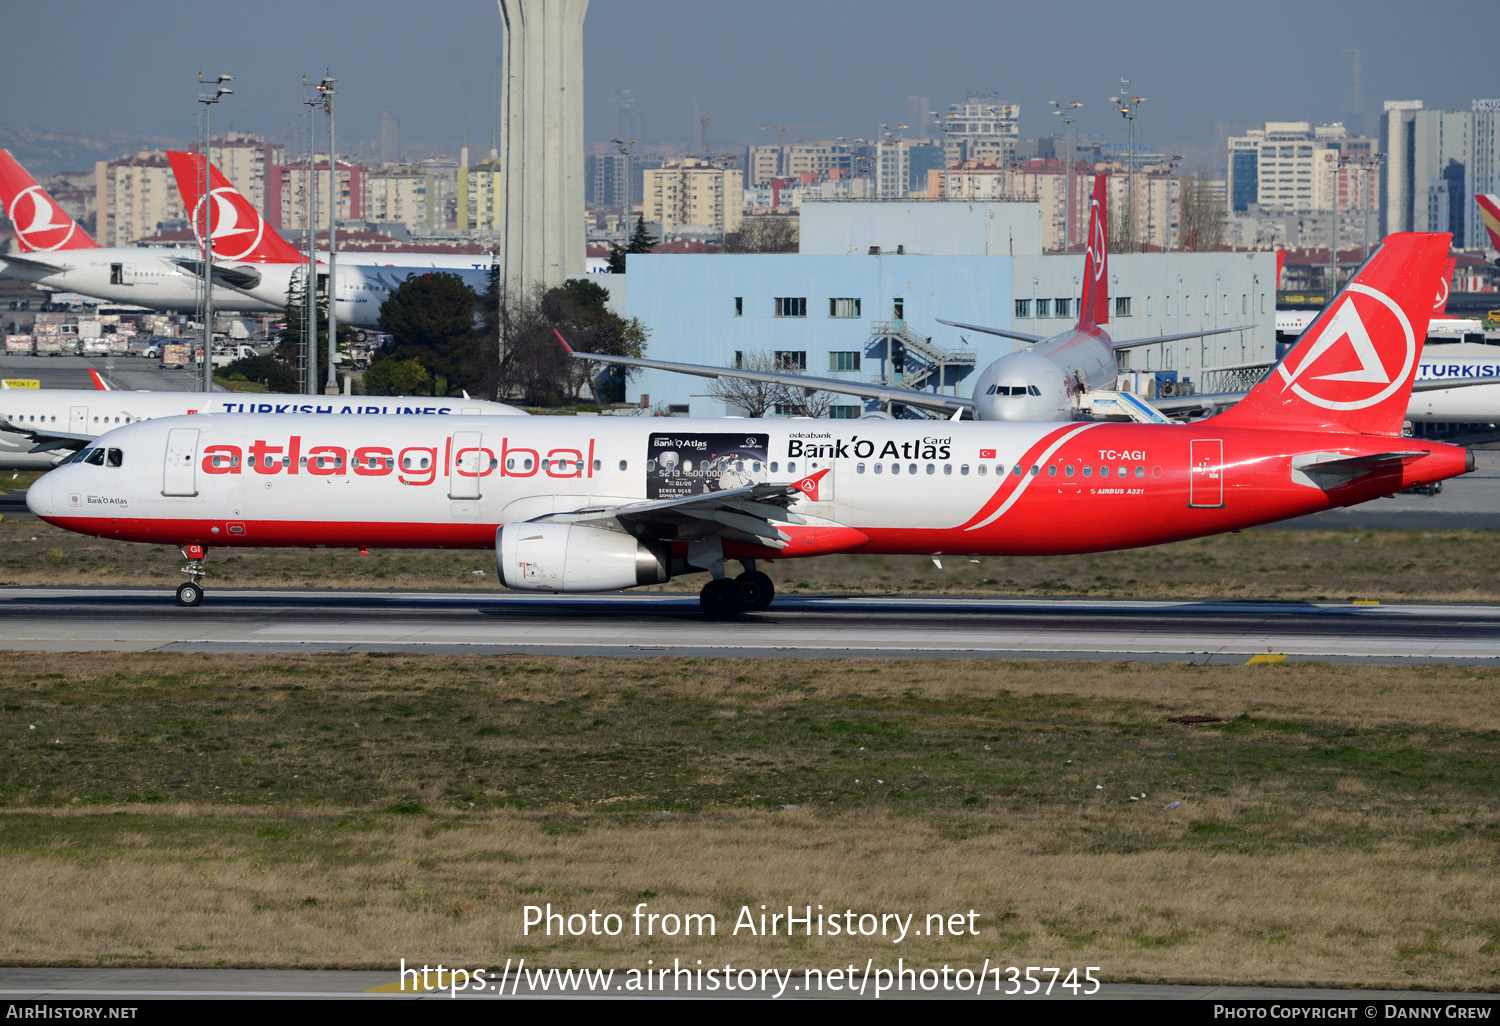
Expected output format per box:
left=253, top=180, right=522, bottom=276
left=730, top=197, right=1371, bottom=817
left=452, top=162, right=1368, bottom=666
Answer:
left=4, top=0, right=1496, bottom=174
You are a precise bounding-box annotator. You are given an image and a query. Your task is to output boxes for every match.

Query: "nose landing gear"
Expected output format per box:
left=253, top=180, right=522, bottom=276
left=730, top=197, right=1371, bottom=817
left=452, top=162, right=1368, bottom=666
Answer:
left=177, top=544, right=206, bottom=607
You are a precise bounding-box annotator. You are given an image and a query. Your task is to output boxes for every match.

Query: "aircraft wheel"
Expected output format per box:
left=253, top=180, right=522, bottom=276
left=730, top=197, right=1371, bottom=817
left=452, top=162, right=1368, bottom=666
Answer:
left=176, top=582, right=204, bottom=607
left=699, top=578, right=744, bottom=620
left=736, top=570, right=775, bottom=612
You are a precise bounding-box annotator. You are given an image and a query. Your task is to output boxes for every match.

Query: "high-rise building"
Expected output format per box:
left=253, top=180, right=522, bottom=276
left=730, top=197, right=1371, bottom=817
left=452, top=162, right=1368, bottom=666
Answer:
left=458, top=158, right=503, bottom=230
left=379, top=111, right=401, bottom=166
left=268, top=160, right=366, bottom=232
left=642, top=159, right=743, bottom=238
left=1226, top=122, right=1377, bottom=215
left=1381, top=100, right=1500, bottom=248
left=93, top=151, right=182, bottom=247
left=938, top=93, right=1020, bottom=167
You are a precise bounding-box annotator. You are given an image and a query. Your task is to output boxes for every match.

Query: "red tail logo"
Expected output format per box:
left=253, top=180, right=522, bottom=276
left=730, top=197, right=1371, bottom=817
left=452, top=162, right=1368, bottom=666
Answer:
left=1433, top=257, right=1456, bottom=315
left=1078, top=174, right=1109, bottom=330
left=167, top=151, right=304, bottom=264
left=0, top=150, right=96, bottom=252
left=1278, top=284, right=1416, bottom=411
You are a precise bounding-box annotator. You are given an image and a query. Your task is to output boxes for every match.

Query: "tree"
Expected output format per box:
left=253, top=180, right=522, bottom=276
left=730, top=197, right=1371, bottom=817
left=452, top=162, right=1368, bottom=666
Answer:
left=724, top=216, right=798, bottom=253
left=375, top=271, right=487, bottom=396
left=626, top=214, right=658, bottom=254
left=362, top=355, right=430, bottom=397
left=1178, top=170, right=1226, bottom=252
left=701, top=351, right=835, bottom=419
left=487, top=276, right=649, bottom=405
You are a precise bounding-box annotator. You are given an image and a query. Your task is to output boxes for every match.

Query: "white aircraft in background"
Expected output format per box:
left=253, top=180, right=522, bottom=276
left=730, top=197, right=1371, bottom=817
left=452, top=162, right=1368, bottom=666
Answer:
left=567, top=174, right=1253, bottom=423
left=0, top=150, right=273, bottom=312
left=0, top=378, right=525, bottom=471
left=24, top=234, right=1471, bottom=618
left=166, top=152, right=497, bottom=329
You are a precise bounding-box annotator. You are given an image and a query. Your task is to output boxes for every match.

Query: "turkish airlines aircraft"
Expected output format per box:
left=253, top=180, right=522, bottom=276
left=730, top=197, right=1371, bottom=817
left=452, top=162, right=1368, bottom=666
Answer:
left=26, top=234, right=1469, bottom=618
left=0, top=386, right=525, bottom=471
left=0, top=150, right=272, bottom=312
left=166, top=153, right=497, bottom=328
left=568, top=175, right=1251, bottom=423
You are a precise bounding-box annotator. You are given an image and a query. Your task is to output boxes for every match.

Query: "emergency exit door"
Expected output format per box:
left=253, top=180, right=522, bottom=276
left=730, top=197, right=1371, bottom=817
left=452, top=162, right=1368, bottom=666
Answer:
left=162, top=427, right=199, bottom=497
left=1188, top=438, right=1223, bottom=508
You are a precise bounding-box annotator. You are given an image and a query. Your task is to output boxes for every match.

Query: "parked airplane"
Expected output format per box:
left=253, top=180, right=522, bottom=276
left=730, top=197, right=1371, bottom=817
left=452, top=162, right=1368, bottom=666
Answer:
left=166, top=152, right=497, bottom=328
left=0, top=150, right=273, bottom=312
left=566, top=175, right=1251, bottom=423
left=27, top=234, right=1469, bottom=617
left=1476, top=194, right=1500, bottom=252
left=0, top=384, right=525, bottom=471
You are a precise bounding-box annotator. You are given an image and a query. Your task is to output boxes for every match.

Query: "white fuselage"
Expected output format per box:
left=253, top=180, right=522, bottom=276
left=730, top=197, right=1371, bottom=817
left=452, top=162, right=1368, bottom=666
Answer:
left=0, top=389, right=525, bottom=470
left=0, top=248, right=272, bottom=312
left=1409, top=344, right=1500, bottom=423
left=968, top=327, right=1116, bottom=421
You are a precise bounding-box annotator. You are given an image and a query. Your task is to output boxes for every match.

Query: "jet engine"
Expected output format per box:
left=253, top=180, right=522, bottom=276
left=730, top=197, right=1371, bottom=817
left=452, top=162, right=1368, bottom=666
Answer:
left=495, top=523, right=669, bottom=592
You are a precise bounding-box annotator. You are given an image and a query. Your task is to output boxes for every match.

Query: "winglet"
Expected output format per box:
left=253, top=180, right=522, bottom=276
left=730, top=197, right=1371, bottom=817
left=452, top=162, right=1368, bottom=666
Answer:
left=88, top=369, right=112, bottom=391
left=552, top=328, right=575, bottom=354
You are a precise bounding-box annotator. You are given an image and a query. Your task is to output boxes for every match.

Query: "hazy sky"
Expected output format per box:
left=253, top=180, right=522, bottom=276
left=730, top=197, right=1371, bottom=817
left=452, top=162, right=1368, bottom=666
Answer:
left=8, top=0, right=1497, bottom=165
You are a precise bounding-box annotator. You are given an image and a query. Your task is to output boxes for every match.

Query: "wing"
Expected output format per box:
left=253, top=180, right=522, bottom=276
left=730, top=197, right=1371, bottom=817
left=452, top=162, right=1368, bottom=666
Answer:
left=934, top=318, right=1048, bottom=344
left=567, top=350, right=975, bottom=417
left=0, top=253, right=66, bottom=273
left=534, top=481, right=816, bottom=551
left=172, top=258, right=263, bottom=291
left=1, top=422, right=95, bottom=451
left=1111, top=325, right=1259, bottom=350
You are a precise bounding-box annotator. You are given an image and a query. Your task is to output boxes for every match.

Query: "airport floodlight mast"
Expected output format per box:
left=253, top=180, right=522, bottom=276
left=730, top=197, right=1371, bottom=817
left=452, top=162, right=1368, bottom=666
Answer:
left=611, top=137, right=633, bottom=239
left=1108, top=80, right=1145, bottom=253
left=1356, top=152, right=1385, bottom=260
left=1049, top=100, right=1082, bottom=251
left=317, top=73, right=337, bottom=395
left=301, top=81, right=321, bottom=395
left=1331, top=153, right=1352, bottom=291
left=195, top=73, right=232, bottom=394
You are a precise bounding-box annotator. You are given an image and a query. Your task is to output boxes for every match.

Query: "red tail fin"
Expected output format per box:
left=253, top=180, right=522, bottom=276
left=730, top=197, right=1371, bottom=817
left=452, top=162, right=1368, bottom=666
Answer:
left=167, top=151, right=304, bottom=264
left=1476, top=194, right=1500, bottom=251
left=0, top=150, right=98, bottom=252
left=1433, top=256, right=1456, bottom=316
left=1077, top=173, right=1108, bottom=331
left=1216, top=233, right=1451, bottom=436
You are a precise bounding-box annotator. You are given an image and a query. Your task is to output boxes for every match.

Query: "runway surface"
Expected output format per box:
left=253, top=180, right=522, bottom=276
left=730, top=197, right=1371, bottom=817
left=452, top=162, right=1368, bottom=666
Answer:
left=0, top=967, right=1491, bottom=1001
left=6, top=587, right=1500, bottom=662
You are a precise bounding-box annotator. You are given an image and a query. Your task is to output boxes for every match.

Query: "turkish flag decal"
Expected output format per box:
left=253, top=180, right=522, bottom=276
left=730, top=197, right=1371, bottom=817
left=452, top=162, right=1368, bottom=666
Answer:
left=979, top=448, right=997, bottom=459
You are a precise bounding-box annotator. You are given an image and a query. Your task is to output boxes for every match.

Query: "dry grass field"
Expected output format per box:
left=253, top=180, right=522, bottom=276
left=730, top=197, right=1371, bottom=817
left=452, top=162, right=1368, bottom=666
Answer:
left=2, top=652, right=1498, bottom=989
left=7, top=511, right=1500, bottom=603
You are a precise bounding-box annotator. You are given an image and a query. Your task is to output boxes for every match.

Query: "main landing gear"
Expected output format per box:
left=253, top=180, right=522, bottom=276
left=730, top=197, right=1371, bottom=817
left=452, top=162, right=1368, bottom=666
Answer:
left=697, top=561, right=776, bottom=620
left=176, top=544, right=206, bottom=607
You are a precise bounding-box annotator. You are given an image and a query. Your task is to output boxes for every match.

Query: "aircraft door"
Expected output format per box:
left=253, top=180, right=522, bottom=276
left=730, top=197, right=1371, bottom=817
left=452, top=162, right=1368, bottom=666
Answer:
left=69, top=406, right=87, bottom=434
left=448, top=431, right=485, bottom=501
left=1188, top=438, right=1223, bottom=509
left=162, top=427, right=199, bottom=497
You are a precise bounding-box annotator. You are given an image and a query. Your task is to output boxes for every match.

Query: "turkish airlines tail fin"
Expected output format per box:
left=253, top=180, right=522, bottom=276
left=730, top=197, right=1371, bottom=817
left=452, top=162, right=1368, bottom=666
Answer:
left=1433, top=256, right=1457, bottom=316
left=1077, top=173, right=1109, bottom=332
left=1216, top=233, right=1450, bottom=436
left=1476, top=195, right=1500, bottom=251
left=0, top=150, right=98, bottom=253
left=166, top=151, right=305, bottom=264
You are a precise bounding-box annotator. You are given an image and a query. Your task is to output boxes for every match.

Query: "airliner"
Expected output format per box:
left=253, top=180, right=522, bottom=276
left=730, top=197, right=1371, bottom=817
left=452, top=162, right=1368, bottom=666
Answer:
left=1477, top=194, right=1500, bottom=252
left=165, top=152, right=497, bottom=328
left=26, top=234, right=1469, bottom=617
left=0, top=384, right=525, bottom=471
left=0, top=150, right=272, bottom=312
left=567, top=175, right=1252, bottom=423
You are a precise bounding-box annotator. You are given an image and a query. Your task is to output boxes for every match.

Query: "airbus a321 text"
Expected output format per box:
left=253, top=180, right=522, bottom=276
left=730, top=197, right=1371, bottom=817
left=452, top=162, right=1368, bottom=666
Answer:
left=27, top=234, right=1470, bottom=617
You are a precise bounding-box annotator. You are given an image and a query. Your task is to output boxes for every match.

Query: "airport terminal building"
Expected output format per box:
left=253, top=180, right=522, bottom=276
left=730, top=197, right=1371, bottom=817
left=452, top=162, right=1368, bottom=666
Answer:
left=608, top=201, right=1278, bottom=416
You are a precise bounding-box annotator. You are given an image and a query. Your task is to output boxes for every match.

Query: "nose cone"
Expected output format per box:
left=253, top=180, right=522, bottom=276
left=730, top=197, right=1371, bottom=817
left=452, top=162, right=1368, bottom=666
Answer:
left=25, top=468, right=57, bottom=518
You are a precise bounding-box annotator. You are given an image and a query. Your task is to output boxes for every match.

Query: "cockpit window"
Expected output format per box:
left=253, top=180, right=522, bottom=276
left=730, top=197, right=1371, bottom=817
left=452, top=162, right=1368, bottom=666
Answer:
left=84, top=448, right=106, bottom=466
left=106, top=448, right=123, bottom=468
left=71, top=447, right=95, bottom=464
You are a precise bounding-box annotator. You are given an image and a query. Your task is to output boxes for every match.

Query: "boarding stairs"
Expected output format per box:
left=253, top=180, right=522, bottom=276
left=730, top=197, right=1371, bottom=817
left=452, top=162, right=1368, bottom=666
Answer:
left=1075, top=389, right=1175, bottom=424
left=868, top=320, right=975, bottom=392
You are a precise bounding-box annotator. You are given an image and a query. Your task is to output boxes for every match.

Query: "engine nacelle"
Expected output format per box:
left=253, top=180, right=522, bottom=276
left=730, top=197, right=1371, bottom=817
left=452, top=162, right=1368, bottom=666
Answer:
left=495, top=523, right=669, bottom=592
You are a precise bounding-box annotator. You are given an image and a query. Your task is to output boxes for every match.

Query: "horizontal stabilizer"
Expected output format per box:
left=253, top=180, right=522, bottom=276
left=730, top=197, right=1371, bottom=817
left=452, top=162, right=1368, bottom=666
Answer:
left=1112, top=325, right=1258, bottom=350
left=1297, top=450, right=1429, bottom=474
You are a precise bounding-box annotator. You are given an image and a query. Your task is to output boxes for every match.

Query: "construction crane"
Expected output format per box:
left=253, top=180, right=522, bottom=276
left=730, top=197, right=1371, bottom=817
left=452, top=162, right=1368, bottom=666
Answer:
left=756, top=123, right=833, bottom=146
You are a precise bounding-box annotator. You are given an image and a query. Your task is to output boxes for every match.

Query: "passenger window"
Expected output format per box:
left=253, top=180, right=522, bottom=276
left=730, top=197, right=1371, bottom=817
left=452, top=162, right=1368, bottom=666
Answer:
left=646, top=460, right=656, bottom=471
left=1065, top=465, right=1075, bottom=478
left=960, top=465, right=969, bottom=475
left=856, top=463, right=865, bottom=474
left=943, top=464, right=952, bottom=475
left=891, top=463, right=900, bottom=475
left=540, top=459, right=550, bottom=471
left=977, top=465, right=987, bottom=476
left=386, top=457, right=395, bottom=469
left=618, top=460, right=627, bottom=471
left=1099, top=466, right=1110, bottom=478
left=874, top=463, right=883, bottom=474
left=594, top=459, right=602, bottom=471
left=926, top=464, right=935, bottom=475
left=1118, top=466, right=1126, bottom=478
left=787, top=462, right=796, bottom=474
left=1047, top=465, right=1056, bottom=477
left=1029, top=466, right=1039, bottom=477
left=1011, top=465, right=1024, bottom=478
left=524, top=457, right=533, bottom=471
left=1135, top=466, right=1145, bottom=478
left=1082, top=465, right=1092, bottom=478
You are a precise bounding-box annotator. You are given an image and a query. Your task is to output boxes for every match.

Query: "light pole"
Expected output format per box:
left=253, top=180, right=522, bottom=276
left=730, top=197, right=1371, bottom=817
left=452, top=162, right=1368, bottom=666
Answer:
left=1108, top=81, right=1146, bottom=253
left=1166, top=155, right=1183, bottom=252
left=316, top=74, right=338, bottom=395
left=1049, top=100, right=1082, bottom=251
left=1357, top=152, right=1384, bottom=260
left=301, top=83, right=320, bottom=395
left=195, top=73, right=232, bottom=395
left=1329, top=154, right=1351, bottom=293
left=611, top=137, right=634, bottom=242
